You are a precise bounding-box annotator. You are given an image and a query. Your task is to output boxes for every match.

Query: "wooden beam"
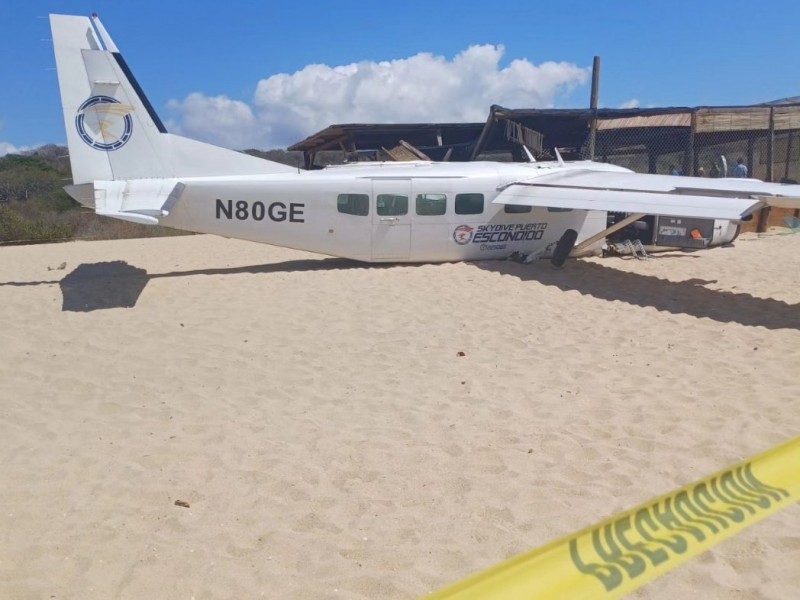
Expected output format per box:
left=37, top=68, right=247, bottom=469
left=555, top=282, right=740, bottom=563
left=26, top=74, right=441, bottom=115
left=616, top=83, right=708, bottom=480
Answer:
left=311, top=134, right=350, bottom=153
left=398, top=140, right=432, bottom=161
left=380, top=147, right=398, bottom=161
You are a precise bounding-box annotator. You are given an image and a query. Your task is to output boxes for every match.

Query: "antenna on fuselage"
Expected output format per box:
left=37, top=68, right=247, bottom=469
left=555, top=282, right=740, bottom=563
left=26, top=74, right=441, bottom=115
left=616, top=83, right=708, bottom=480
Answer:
left=554, top=147, right=566, bottom=167
left=522, top=145, right=536, bottom=162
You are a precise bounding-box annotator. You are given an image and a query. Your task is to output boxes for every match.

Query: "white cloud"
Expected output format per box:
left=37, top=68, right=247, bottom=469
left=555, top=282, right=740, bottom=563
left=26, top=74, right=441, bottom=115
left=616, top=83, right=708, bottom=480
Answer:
left=0, top=141, right=24, bottom=157
left=619, top=98, right=640, bottom=109
left=166, top=45, right=589, bottom=149
left=165, top=93, right=259, bottom=149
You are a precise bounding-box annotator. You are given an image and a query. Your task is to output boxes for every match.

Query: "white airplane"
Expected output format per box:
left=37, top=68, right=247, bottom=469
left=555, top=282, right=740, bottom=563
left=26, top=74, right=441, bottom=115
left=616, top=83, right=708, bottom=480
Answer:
left=50, top=14, right=800, bottom=267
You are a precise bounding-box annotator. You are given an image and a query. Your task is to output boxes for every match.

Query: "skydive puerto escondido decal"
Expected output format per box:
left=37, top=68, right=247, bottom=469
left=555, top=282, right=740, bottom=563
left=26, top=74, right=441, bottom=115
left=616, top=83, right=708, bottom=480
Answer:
left=75, top=96, right=134, bottom=151
left=453, top=223, right=548, bottom=249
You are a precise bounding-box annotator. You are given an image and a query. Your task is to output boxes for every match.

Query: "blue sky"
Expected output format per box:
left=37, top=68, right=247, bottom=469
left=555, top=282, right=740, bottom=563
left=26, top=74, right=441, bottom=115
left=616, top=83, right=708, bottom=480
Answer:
left=1, top=0, right=799, bottom=153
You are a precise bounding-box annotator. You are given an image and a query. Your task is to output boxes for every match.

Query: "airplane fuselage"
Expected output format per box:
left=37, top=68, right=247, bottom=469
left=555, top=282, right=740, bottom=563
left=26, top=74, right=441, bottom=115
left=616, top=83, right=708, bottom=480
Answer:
left=147, top=159, right=737, bottom=262
left=156, top=160, right=612, bottom=262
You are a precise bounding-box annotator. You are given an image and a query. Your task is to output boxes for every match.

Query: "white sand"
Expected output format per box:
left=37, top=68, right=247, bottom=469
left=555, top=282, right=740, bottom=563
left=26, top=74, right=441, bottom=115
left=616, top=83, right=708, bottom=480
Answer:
left=1, top=233, right=798, bottom=599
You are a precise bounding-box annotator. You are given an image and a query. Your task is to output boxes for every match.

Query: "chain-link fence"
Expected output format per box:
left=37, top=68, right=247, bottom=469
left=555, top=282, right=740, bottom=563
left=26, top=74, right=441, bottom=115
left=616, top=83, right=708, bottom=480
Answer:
left=582, top=106, right=800, bottom=183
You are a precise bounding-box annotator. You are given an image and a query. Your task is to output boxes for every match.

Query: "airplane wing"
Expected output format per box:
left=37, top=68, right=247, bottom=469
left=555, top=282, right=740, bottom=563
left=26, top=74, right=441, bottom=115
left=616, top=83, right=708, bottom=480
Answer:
left=493, top=169, right=800, bottom=221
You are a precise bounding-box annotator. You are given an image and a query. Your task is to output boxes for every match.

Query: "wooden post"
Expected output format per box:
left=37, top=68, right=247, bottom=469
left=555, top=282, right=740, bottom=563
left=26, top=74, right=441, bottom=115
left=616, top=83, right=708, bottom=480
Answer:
left=754, top=128, right=771, bottom=232
left=648, top=147, right=658, bottom=174
left=687, top=111, right=696, bottom=175
left=757, top=206, right=772, bottom=233
left=470, top=107, right=497, bottom=161
left=588, top=56, right=601, bottom=160
left=766, top=107, right=775, bottom=182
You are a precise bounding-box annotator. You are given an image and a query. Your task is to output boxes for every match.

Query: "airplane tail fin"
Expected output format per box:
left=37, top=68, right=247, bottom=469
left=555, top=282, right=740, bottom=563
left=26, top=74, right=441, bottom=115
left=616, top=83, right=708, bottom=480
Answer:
left=50, top=14, right=294, bottom=185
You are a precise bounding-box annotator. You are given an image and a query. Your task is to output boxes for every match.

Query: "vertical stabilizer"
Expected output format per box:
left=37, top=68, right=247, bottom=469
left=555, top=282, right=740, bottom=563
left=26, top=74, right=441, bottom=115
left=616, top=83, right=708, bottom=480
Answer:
left=50, top=14, right=295, bottom=185
left=51, top=15, right=114, bottom=183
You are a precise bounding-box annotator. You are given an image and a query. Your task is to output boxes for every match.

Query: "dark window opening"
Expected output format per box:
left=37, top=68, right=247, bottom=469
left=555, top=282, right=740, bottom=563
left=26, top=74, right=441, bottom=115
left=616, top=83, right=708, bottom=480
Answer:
left=337, top=193, right=369, bottom=216
left=377, top=194, right=409, bottom=216
left=504, top=204, right=532, bottom=214
left=416, top=193, right=447, bottom=216
left=455, top=193, right=484, bottom=215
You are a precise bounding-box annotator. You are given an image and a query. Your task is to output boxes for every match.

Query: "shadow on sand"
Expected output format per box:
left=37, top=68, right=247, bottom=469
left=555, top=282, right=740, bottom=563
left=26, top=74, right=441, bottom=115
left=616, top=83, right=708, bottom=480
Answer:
left=475, top=258, right=800, bottom=331
left=2, top=256, right=798, bottom=330
left=0, top=258, right=376, bottom=313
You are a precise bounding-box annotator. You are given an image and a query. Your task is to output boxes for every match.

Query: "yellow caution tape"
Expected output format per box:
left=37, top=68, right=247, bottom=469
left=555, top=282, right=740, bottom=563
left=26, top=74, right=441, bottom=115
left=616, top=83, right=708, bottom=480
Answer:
left=426, top=436, right=800, bottom=600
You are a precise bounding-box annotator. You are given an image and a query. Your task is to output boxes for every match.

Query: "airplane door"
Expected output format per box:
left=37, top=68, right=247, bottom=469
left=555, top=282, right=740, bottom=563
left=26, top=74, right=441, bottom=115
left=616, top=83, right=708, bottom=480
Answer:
left=372, top=179, right=411, bottom=260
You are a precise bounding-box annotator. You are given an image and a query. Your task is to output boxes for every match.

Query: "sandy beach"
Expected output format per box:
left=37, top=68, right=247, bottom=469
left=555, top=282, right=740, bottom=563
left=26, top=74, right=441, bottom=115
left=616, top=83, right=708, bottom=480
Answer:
left=1, top=232, right=798, bottom=599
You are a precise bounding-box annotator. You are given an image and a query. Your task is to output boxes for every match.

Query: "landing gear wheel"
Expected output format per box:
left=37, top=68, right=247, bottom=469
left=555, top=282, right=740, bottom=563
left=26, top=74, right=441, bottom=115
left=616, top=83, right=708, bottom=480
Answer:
left=550, top=228, right=578, bottom=268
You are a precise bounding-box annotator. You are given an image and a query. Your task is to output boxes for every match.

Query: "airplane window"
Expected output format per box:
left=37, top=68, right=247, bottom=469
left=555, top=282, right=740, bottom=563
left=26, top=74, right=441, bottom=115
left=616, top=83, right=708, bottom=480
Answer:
left=455, top=193, right=484, bottom=215
left=504, top=204, right=532, bottom=214
left=377, top=194, right=409, bottom=216
left=416, top=193, right=447, bottom=216
left=547, top=207, right=573, bottom=213
left=337, top=193, right=369, bottom=216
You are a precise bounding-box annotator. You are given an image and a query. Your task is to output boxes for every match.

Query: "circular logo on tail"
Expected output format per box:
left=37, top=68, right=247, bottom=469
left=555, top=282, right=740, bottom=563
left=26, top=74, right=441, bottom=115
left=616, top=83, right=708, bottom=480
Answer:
left=75, top=96, right=134, bottom=151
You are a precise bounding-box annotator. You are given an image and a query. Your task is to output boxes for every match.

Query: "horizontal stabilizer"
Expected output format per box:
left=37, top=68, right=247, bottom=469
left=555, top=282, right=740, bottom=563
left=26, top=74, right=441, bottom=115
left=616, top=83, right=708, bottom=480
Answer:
left=64, top=179, right=185, bottom=225
left=95, top=211, right=160, bottom=226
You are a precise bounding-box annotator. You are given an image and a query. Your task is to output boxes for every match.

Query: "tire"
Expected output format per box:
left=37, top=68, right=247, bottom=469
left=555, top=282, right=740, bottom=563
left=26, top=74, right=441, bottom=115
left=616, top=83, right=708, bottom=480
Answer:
left=550, top=228, right=578, bottom=268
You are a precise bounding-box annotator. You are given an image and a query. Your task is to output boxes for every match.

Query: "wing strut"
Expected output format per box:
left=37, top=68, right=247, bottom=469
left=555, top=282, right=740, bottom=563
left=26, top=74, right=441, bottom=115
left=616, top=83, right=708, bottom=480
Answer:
left=573, top=213, right=647, bottom=254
